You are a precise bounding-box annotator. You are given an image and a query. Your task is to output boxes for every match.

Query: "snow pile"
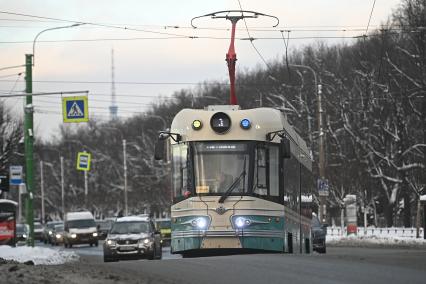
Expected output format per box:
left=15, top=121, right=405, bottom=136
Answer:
left=0, top=246, right=79, bottom=265
left=327, top=234, right=426, bottom=248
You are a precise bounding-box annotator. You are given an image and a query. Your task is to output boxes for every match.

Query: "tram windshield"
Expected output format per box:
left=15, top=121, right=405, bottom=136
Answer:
left=193, top=142, right=249, bottom=195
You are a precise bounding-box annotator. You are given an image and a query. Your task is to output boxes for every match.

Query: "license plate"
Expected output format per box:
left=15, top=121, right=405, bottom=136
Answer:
left=120, top=246, right=134, bottom=251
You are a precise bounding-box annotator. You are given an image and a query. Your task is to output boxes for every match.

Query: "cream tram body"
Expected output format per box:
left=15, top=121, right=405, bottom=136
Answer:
left=164, top=105, right=313, bottom=255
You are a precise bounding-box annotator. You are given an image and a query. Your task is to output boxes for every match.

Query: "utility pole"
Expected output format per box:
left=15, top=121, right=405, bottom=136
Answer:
left=24, top=54, right=35, bottom=247
left=317, top=84, right=327, bottom=223
left=123, top=139, right=128, bottom=216
left=84, top=170, right=88, bottom=209
left=60, top=156, right=65, bottom=217
left=40, top=161, right=45, bottom=224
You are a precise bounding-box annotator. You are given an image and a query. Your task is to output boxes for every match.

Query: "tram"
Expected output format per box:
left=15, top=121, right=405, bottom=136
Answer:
left=154, top=10, right=314, bottom=256
left=155, top=105, right=313, bottom=255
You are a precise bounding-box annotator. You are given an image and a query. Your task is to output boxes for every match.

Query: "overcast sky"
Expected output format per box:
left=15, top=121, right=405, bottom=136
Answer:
left=0, top=0, right=401, bottom=140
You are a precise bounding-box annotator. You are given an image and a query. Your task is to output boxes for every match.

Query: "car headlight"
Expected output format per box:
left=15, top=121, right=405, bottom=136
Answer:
left=92, top=232, right=98, bottom=237
left=191, top=217, right=208, bottom=229
left=56, top=234, right=62, bottom=239
left=138, top=238, right=152, bottom=248
left=71, top=233, right=77, bottom=239
left=48, top=230, right=53, bottom=235
left=234, top=217, right=251, bottom=228
left=106, top=239, right=116, bottom=246
left=22, top=234, right=27, bottom=238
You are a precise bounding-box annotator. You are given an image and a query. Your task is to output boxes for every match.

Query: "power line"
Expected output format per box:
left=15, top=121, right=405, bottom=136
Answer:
left=0, top=79, right=230, bottom=85
left=0, top=10, right=193, bottom=38
left=365, top=0, right=377, bottom=35
left=237, top=0, right=272, bottom=70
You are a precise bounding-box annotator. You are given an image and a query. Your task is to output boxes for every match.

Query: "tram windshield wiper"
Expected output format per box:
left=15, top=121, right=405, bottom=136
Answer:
left=218, top=157, right=246, bottom=203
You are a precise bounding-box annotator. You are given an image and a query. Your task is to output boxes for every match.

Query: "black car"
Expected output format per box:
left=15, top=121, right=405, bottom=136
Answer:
left=16, top=223, right=29, bottom=245
left=103, top=216, right=162, bottom=262
left=43, top=221, right=63, bottom=244
left=96, top=219, right=114, bottom=240
left=51, top=224, right=65, bottom=246
left=311, top=214, right=327, bottom=253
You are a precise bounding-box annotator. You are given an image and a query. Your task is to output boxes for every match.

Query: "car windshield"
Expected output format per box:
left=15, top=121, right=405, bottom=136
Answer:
left=156, top=221, right=171, bottom=229
left=97, top=221, right=113, bottom=230
left=34, top=223, right=43, bottom=230
left=54, top=225, right=64, bottom=231
left=110, top=221, right=149, bottom=234
left=16, top=224, right=27, bottom=233
left=193, top=142, right=249, bottom=195
left=47, top=222, right=62, bottom=229
left=67, top=219, right=96, bottom=229
left=311, top=216, right=321, bottom=227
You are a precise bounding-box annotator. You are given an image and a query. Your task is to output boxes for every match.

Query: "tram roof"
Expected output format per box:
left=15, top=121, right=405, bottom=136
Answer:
left=171, top=105, right=312, bottom=168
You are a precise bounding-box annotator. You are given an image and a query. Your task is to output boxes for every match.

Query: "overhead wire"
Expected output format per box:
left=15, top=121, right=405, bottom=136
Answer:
left=365, top=0, right=377, bottom=36
left=237, top=0, right=271, bottom=70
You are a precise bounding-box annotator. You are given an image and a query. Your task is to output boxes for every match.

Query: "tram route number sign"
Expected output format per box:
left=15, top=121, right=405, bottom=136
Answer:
left=77, top=152, right=91, bottom=171
left=317, top=178, right=329, bottom=196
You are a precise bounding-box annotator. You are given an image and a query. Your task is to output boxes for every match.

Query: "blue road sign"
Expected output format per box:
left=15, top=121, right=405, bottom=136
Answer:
left=62, top=96, right=89, bottom=123
left=9, top=166, right=23, bottom=185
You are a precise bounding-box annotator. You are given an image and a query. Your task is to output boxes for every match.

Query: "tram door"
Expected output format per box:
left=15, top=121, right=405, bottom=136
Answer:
left=0, top=200, right=17, bottom=246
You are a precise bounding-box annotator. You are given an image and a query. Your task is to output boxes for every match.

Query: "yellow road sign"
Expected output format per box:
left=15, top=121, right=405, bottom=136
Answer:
left=77, top=152, right=91, bottom=171
left=62, top=96, right=89, bottom=123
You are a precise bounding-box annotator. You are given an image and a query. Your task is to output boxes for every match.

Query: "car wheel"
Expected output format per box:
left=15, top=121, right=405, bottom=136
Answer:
left=318, top=245, right=326, bottom=254
left=95, top=241, right=99, bottom=247
left=90, top=243, right=93, bottom=247
left=156, top=245, right=162, bottom=260
left=103, top=255, right=115, bottom=262
left=148, top=248, right=155, bottom=260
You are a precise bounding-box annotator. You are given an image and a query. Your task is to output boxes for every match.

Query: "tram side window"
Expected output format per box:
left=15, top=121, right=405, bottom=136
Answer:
left=268, top=145, right=279, bottom=197
left=254, top=146, right=267, bottom=196
left=283, top=150, right=300, bottom=212
left=172, top=144, right=188, bottom=198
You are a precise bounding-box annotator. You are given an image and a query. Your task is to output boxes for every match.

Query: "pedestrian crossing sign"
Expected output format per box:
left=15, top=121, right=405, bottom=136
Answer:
left=77, top=152, right=91, bottom=171
left=62, top=96, right=89, bottom=123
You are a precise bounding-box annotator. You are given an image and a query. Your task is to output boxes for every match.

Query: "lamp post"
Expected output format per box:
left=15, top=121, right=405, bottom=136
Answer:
left=288, top=64, right=326, bottom=223
left=24, top=23, right=82, bottom=246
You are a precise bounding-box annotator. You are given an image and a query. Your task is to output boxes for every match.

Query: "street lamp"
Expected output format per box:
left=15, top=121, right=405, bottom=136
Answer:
left=288, top=64, right=326, bottom=222
left=24, top=23, right=82, bottom=246
left=32, top=24, right=84, bottom=66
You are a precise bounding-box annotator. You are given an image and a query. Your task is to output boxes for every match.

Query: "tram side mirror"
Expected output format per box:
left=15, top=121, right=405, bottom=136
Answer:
left=154, top=139, right=165, bottom=160
left=281, top=138, right=291, bottom=159
left=154, top=132, right=168, bottom=160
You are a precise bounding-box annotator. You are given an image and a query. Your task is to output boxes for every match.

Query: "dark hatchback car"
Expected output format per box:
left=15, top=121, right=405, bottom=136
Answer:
left=96, top=219, right=114, bottom=240
left=43, top=221, right=63, bottom=244
left=311, top=214, right=327, bottom=253
left=103, top=216, right=162, bottom=262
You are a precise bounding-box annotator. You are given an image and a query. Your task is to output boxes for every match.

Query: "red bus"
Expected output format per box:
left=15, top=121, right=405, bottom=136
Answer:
left=0, top=199, right=17, bottom=246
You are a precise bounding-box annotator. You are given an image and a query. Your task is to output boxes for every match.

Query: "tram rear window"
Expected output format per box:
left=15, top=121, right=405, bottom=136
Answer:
left=195, top=142, right=247, bottom=152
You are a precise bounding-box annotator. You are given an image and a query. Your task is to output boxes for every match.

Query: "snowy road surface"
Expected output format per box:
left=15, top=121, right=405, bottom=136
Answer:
left=3, top=244, right=425, bottom=284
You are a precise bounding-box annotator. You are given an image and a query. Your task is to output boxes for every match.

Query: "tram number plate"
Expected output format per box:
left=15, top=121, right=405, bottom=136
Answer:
left=196, top=186, right=209, bottom=194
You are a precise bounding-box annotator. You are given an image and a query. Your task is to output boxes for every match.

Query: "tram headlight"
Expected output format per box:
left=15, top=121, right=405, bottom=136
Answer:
left=234, top=217, right=251, bottom=228
left=240, top=118, right=251, bottom=130
left=192, top=120, right=203, bottom=130
left=191, top=217, right=208, bottom=229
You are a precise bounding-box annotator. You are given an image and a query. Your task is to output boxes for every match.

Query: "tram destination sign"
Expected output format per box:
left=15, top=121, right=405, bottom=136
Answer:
left=196, top=143, right=247, bottom=152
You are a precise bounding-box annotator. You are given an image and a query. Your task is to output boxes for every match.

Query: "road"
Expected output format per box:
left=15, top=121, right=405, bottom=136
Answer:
left=36, top=242, right=426, bottom=284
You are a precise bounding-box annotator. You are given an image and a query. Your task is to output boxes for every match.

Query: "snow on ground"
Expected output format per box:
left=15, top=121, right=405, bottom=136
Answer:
left=0, top=245, right=79, bottom=265
left=327, top=234, right=426, bottom=248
